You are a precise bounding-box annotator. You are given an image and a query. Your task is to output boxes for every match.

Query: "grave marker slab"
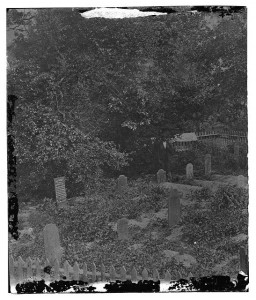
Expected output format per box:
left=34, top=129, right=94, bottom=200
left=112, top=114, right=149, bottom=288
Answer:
left=43, top=224, right=63, bottom=265
left=117, top=175, right=128, bottom=192
left=54, top=177, right=67, bottom=206
left=186, top=163, right=193, bottom=180
left=157, top=169, right=166, bottom=184
left=204, top=154, right=211, bottom=176
left=168, top=189, right=181, bottom=227
left=117, top=218, right=129, bottom=240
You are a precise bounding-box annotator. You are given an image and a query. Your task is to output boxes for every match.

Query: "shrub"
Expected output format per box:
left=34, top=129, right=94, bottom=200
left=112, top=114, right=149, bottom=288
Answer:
left=182, top=186, right=248, bottom=246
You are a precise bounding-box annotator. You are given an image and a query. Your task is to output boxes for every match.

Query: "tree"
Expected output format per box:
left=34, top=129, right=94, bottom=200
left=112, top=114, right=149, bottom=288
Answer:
left=8, top=8, right=247, bottom=182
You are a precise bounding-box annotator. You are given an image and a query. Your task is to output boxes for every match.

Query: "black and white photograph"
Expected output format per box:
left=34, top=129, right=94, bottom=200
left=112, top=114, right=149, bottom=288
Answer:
left=6, top=1, right=251, bottom=293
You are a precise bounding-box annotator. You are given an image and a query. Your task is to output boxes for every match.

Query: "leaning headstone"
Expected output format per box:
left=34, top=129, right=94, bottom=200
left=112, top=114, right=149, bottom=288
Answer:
left=168, top=189, right=181, bottom=227
left=234, top=144, right=240, bottom=161
left=186, top=163, right=193, bottom=180
left=237, top=175, right=246, bottom=188
left=204, top=154, right=211, bottom=176
left=54, top=177, right=67, bottom=207
left=117, top=218, right=129, bottom=240
left=43, top=224, right=63, bottom=265
left=117, top=175, right=128, bottom=192
left=157, top=169, right=166, bottom=184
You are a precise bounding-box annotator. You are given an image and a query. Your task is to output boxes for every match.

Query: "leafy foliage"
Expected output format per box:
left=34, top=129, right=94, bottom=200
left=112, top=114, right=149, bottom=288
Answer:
left=182, top=186, right=248, bottom=246
left=7, top=9, right=247, bottom=186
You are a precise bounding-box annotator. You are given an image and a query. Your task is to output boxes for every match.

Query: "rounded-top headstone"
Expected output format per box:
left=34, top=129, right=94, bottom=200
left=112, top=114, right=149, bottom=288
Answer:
left=157, top=169, right=166, bottom=184
left=117, top=175, right=128, bottom=192
left=186, top=163, right=193, bottom=180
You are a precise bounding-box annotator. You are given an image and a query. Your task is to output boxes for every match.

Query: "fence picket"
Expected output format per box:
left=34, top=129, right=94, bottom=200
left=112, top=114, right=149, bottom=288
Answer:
left=53, top=259, right=60, bottom=281
left=92, top=262, right=97, bottom=282
left=63, top=260, right=70, bottom=281
left=9, top=256, right=15, bottom=280
left=17, top=256, right=25, bottom=283
left=178, top=270, right=183, bottom=279
left=35, top=258, right=42, bottom=281
left=153, top=268, right=160, bottom=281
left=82, top=262, right=88, bottom=282
left=131, top=266, right=137, bottom=282
left=164, top=270, right=171, bottom=282
left=73, top=261, right=80, bottom=281
left=240, top=246, right=249, bottom=274
left=109, top=265, right=116, bottom=281
left=142, top=268, right=148, bottom=281
left=26, top=257, right=33, bottom=280
left=187, top=272, right=193, bottom=281
left=100, top=263, right=106, bottom=281
left=120, top=266, right=126, bottom=281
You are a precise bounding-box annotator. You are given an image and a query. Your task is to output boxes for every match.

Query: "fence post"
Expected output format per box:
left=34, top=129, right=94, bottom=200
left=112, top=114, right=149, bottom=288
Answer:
left=131, top=266, right=138, bottom=282
left=73, top=261, right=80, bottom=281
left=120, top=266, right=127, bottom=281
left=240, top=246, right=249, bottom=274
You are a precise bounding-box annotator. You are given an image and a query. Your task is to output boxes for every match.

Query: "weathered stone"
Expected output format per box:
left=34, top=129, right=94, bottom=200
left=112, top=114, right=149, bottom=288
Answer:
left=186, top=163, right=193, bottom=180
left=204, top=154, right=211, bottom=176
left=157, top=169, right=166, bottom=183
left=117, top=175, right=128, bottom=192
left=237, top=175, right=246, bottom=188
left=117, top=218, right=129, bottom=240
left=168, top=189, right=181, bottom=227
left=54, top=177, right=67, bottom=206
left=43, top=224, right=63, bottom=265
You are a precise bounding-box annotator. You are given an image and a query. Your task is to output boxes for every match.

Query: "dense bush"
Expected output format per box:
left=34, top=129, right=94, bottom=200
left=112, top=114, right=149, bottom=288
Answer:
left=182, top=186, right=248, bottom=246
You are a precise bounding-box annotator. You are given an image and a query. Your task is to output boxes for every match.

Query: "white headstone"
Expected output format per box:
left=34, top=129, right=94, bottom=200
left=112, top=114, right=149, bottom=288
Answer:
left=117, top=175, right=128, bottom=192
left=157, top=169, right=166, bottom=183
left=186, top=163, right=193, bottom=180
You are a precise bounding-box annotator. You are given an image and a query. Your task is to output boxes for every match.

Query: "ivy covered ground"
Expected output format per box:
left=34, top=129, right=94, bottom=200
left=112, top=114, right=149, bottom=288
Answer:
left=10, top=175, right=248, bottom=280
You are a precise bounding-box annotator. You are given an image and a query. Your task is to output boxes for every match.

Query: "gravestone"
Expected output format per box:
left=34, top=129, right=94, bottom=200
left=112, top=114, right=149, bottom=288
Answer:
left=168, top=189, right=181, bottom=227
left=117, top=175, right=128, bottom=192
left=157, top=169, right=166, bottom=184
left=186, top=163, right=193, bottom=180
left=237, top=175, right=246, bottom=188
left=234, top=144, right=240, bottom=161
left=117, top=218, right=129, bottom=240
left=43, top=224, right=63, bottom=265
left=204, top=154, right=211, bottom=176
left=54, top=177, right=67, bottom=207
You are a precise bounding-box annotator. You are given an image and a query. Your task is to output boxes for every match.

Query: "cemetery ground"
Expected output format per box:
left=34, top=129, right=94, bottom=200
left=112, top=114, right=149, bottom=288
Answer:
left=9, top=172, right=248, bottom=280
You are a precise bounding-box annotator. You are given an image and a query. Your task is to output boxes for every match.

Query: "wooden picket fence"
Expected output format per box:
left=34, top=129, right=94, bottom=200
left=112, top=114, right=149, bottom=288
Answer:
left=173, top=130, right=247, bottom=151
left=9, top=255, right=192, bottom=285
left=9, top=246, right=248, bottom=285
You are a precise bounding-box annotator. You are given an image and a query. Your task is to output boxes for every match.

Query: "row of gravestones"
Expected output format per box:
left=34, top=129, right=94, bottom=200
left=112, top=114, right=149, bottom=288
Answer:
left=54, top=153, right=246, bottom=206
left=44, top=188, right=181, bottom=263
left=154, top=154, right=211, bottom=184
left=156, top=154, right=247, bottom=188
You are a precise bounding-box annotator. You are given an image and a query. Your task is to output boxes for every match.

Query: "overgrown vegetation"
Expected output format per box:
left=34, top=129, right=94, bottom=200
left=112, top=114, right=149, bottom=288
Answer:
left=10, top=181, right=248, bottom=279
